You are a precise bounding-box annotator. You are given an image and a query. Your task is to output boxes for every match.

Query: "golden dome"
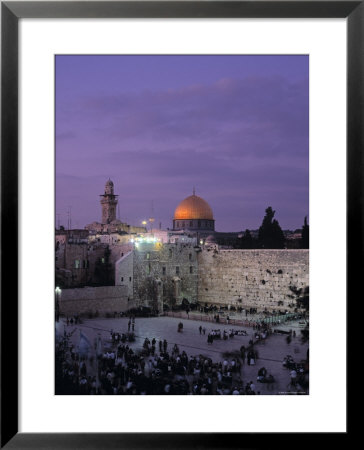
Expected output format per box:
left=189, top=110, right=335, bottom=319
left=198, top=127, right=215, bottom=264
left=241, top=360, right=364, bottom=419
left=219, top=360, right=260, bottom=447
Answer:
left=174, top=194, right=214, bottom=220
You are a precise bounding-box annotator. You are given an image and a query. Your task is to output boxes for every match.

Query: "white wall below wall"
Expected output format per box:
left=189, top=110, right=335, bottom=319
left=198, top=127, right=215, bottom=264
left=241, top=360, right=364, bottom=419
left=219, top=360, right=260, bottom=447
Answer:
left=59, top=285, right=129, bottom=316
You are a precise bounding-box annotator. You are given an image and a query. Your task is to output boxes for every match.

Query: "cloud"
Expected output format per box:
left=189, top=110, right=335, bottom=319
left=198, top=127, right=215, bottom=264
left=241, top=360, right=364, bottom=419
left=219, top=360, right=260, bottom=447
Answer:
left=74, top=76, right=307, bottom=145
left=56, top=72, right=309, bottom=230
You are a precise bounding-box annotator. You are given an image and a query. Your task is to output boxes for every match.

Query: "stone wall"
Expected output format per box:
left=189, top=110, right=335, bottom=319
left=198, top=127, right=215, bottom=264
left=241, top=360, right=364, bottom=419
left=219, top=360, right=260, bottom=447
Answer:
left=59, top=285, right=130, bottom=316
left=58, top=245, right=309, bottom=315
left=197, top=249, right=309, bottom=311
left=124, top=242, right=198, bottom=309
left=158, top=242, right=198, bottom=305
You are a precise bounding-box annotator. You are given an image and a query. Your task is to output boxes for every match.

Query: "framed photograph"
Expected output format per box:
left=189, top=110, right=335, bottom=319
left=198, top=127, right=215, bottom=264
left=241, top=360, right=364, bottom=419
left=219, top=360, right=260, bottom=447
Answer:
left=1, top=1, right=356, bottom=447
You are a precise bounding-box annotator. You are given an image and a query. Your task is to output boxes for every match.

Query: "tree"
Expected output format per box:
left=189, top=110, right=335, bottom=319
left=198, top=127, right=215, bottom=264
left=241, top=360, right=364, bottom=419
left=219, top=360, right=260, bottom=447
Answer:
left=258, top=207, right=285, bottom=249
left=289, top=285, right=309, bottom=312
left=301, top=216, right=309, bottom=249
left=296, top=286, right=309, bottom=312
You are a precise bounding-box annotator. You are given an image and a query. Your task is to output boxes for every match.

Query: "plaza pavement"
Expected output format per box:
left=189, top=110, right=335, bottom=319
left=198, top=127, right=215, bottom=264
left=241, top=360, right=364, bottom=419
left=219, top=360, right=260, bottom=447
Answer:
left=57, top=315, right=309, bottom=395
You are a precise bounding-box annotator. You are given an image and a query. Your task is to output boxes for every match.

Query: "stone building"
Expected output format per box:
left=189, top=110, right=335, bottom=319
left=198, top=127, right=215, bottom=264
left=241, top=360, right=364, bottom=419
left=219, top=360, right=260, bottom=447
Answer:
left=55, top=229, right=134, bottom=288
left=85, top=179, right=146, bottom=234
left=101, top=178, right=118, bottom=224
left=55, top=230, right=108, bottom=287
left=115, top=241, right=199, bottom=313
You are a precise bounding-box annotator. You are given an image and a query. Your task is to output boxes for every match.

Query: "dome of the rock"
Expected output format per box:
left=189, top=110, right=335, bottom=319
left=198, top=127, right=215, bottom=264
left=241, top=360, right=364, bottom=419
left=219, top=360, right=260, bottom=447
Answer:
left=174, top=194, right=214, bottom=220
left=173, top=193, right=215, bottom=232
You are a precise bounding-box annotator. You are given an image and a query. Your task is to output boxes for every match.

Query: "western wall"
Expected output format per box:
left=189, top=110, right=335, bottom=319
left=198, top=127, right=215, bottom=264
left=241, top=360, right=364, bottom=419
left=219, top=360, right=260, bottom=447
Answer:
left=58, top=244, right=309, bottom=315
left=197, top=248, right=309, bottom=311
left=115, top=244, right=308, bottom=312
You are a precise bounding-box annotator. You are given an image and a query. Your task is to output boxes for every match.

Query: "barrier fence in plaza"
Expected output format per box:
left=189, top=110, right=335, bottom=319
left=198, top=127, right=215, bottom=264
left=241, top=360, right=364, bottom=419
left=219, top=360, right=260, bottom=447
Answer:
left=164, top=311, right=251, bottom=327
left=163, top=311, right=307, bottom=328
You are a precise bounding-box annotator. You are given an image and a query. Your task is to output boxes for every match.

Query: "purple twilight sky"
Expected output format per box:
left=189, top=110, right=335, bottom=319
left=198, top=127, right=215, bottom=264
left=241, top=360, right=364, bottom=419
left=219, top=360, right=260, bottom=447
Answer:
left=56, top=55, right=309, bottom=232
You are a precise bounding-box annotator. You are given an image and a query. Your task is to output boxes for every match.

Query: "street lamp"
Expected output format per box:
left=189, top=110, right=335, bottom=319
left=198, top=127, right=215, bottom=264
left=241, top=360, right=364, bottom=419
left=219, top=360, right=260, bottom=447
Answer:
left=55, top=286, right=61, bottom=322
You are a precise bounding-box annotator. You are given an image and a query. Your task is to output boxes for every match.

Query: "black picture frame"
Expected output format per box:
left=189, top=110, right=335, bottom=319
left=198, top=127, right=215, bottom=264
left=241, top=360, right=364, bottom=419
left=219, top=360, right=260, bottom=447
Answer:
left=1, top=1, right=356, bottom=448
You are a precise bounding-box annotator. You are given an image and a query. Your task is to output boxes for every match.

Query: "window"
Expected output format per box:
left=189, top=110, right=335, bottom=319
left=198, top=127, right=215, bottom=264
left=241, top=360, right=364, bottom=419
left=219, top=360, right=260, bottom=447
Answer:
left=146, top=252, right=150, bottom=260
left=189, top=253, right=192, bottom=261
left=162, top=267, right=166, bottom=275
left=198, top=221, right=201, bottom=228
left=129, top=277, right=132, bottom=282
left=101, top=257, right=105, bottom=264
left=169, top=249, right=172, bottom=257
left=182, top=222, right=185, bottom=228
left=176, top=266, right=180, bottom=275
left=190, top=221, right=193, bottom=227
left=74, top=259, right=80, bottom=269
left=190, top=266, right=193, bottom=274
left=121, top=277, right=124, bottom=282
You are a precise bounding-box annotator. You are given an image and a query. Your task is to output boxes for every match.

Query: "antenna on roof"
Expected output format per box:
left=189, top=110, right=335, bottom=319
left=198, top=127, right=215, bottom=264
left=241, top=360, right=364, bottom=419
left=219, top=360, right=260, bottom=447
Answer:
left=149, top=200, right=155, bottom=232
left=67, top=206, right=72, bottom=230
left=193, top=186, right=196, bottom=196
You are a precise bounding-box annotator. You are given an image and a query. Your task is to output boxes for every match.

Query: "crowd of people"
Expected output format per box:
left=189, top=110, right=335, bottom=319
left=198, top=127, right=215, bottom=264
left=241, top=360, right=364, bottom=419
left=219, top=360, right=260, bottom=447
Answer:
left=55, top=326, right=284, bottom=395
left=57, top=337, right=248, bottom=394
left=55, top=313, right=308, bottom=395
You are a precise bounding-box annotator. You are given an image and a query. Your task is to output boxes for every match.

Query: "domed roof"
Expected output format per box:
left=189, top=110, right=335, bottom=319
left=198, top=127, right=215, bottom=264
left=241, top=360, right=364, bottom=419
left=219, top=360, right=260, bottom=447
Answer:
left=174, top=194, right=214, bottom=220
left=106, top=178, right=114, bottom=186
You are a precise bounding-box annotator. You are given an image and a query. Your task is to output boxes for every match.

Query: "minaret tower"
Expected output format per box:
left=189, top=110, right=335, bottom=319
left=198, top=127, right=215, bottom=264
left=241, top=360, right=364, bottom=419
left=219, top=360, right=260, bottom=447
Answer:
left=100, top=179, right=118, bottom=224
